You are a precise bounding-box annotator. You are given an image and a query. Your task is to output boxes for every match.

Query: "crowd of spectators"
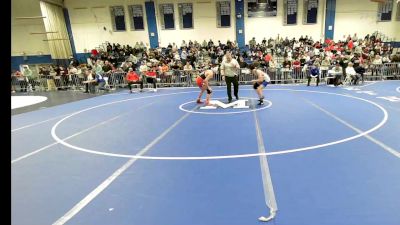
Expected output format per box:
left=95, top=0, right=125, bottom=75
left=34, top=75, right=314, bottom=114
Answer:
left=11, top=32, right=400, bottom=92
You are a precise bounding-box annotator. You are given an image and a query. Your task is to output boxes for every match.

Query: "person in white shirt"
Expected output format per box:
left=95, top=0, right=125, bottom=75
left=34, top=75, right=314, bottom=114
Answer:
left=202, top=40, right=207, bottom=48
left=372, top=54, right=383, bottom=78
left=320, top=56, right=331, bottom=78
left=172, top=43, right=178, bottom=52
left=183, top=61, right=193, bottom=71
left=68, top=65, right=78, bottom=74
left=139, top=41, right=146, bottom=50
left=139, top=61, right=149, bottom=75
left=182, top=61, right=194, bottom=85
left=83, top=69, right=94, bottom=93
left=181, top=49, right=188, bottom=63
left=345, top=62, right=357, bottom=85
left=87, top=57, right=94, bottom=68
left=352, top=33, right=358, bottom=42
left=174, top=53, right=181, bottom=61
left=382, top=55, right=391, bottom=63
left=128, top=54, right=138, bottom=64
left=220, top=52, right=240, bottom=102
left=134, top=42, right=140, bottom=49
left=328, top=63, right=343, bottom=86
left=314, top=48, right=320, bottom=56
left=181, top=40, right=187, bottom=49
left=293, top=41, right=299, bottom=49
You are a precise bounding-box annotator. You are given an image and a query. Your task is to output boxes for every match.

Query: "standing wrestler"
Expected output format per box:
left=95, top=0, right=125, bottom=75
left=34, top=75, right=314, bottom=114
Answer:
left=196, top=69, right=214, bottom=106
left=250, top=62, right=270, bottom=105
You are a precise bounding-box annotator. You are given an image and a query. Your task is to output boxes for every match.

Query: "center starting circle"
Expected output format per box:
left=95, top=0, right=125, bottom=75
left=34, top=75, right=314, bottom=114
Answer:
left=51, top=88, right=388, bottom=160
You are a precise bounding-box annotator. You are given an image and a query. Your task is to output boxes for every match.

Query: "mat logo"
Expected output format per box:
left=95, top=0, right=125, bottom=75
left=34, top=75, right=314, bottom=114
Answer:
left=200, top=100, right=249, bottom=109
left=376, top=96, right=400, bottom=102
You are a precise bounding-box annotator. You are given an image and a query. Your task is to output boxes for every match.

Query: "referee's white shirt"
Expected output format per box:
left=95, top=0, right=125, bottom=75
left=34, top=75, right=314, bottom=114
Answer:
left=221, top=59, right=240, bottom=77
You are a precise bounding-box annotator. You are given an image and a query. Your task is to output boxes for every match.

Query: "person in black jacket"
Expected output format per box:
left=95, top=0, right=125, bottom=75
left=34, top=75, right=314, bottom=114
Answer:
left=354, top=62, right=366, bottom=85
left=69, top=56, right=79, bottom=67
left=238, top=56, right=248, bottom=68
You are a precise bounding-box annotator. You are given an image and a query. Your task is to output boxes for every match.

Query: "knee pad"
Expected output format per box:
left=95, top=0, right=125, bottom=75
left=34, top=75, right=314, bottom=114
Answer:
left=207, top=89, right=212, bottom=94
left=253, top=82, right=259, bottom=89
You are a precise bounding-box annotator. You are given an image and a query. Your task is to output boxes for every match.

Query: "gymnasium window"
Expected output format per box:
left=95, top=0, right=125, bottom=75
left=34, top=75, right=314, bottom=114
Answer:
left=303, top=0, right=318, bottom=24
left=159, top=3, right=175, bottom=29
left=179, top=3, right=193, bottom=29
left=128, top=5, right=145, bottom=30
left=110, top=6, right=126, bottom=31
left=216, top=1, right=231, bottom=28
left=284, top=0, right=298, bottom=25
left=377, top=0, right=393, bottom=21
left=397, top=1, right=400, bottom=21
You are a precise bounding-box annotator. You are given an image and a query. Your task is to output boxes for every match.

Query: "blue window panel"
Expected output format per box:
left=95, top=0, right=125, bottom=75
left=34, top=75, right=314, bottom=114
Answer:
left=306, top=7, right=318, bottom=23
left=378, top=0, right=393, bottom=21
left=287, top=13, right=297, bottom=24
left=182, top=13, right=193, bottom=28
left=286, top=0, right=298, bottom=25
left=305, top=0, right=318, bottom=24
left=133, top=17, right=144, bottom=29
left=221, top=15, right=230, bottom=27
left=115, top=16, right=126, bottom=30
left=164, top=14, right=175, bottom=29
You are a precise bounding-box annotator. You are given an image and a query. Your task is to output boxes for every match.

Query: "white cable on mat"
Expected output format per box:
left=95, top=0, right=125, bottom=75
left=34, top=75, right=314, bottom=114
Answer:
left=253, top=111, right=278, bottom=222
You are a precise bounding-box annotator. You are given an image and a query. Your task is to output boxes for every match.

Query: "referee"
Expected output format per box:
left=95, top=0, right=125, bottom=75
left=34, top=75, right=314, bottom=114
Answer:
left=220, top=52, right=240, bottom=103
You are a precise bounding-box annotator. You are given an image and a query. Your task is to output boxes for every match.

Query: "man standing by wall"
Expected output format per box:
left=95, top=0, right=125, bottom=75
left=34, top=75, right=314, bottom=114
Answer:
left=220, top=52, right=240, bottom=103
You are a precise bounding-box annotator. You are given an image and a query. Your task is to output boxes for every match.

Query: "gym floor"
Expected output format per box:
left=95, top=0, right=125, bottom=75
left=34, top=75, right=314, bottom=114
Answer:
left=11, top=81, right=400, bottom=225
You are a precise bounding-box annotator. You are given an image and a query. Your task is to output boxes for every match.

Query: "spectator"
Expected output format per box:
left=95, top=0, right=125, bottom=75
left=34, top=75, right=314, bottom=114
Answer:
left=83, top=69, right=94, bottom=93
left=307, top=64, right=320, bottom=86
left=281, top=57, right=292, bottom=82
left=183, top=61, right=193, bottom=71
left=345, top=62, right=358, bottom=85
left=355, top=62, right=367, bottom=84
left=102, top=60, right=113, bottom=73
left=13, top=70, right=26, bottom=92
left=372, top=54, right=383, bottom=78
left=94, top=60, right=104, bottom=75
left=181, top=40, right=187, bottom=49
left=94, top=72, right=109, bottom=91
left=126, top=68, right=143, bottom=93
left=145, top=67, right=158, bottom=92
left=22, top=65, right=35, bottom=91
left=328, top=63, right=343, bottom=86
left=69, top=56, right=79, bottom=67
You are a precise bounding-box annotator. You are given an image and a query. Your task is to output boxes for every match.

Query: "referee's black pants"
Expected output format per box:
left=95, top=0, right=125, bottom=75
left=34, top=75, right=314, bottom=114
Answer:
left=225, top=75, right=239, bottom=101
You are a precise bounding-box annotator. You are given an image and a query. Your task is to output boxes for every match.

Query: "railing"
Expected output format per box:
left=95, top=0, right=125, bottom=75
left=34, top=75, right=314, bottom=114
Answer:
left=11, top=63, right=400, bottom=93
left=381, top=63, right=400, bottom=80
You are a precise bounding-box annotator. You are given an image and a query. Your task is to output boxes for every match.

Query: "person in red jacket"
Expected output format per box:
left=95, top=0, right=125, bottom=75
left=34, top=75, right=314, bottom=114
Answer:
left=126, top=68, right=143, bottom=93
left=144, top=66, right=158, bottom=92
left=347, top=40, right=354, bottom=50
left=264, top=53, right=272, bottom=63
left=91, top=49, right=98, bottom=57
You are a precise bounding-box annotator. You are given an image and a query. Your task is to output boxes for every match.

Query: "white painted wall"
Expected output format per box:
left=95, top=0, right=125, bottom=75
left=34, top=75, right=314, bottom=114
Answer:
left=11, top=0, right=51, bottom=56
left=245, top=0, right=326, bottom=44
left=154, top=0, right=236, bottom=46
left=335, top=0, right=400, bottom=41
left=13, top=0, right=400, bottom=57
left=64, top=0, right=150, bottom=53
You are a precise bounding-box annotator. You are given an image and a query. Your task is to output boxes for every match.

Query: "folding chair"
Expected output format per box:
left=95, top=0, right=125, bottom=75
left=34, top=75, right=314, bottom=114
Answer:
left=343, top=75, right=353, bottom=85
